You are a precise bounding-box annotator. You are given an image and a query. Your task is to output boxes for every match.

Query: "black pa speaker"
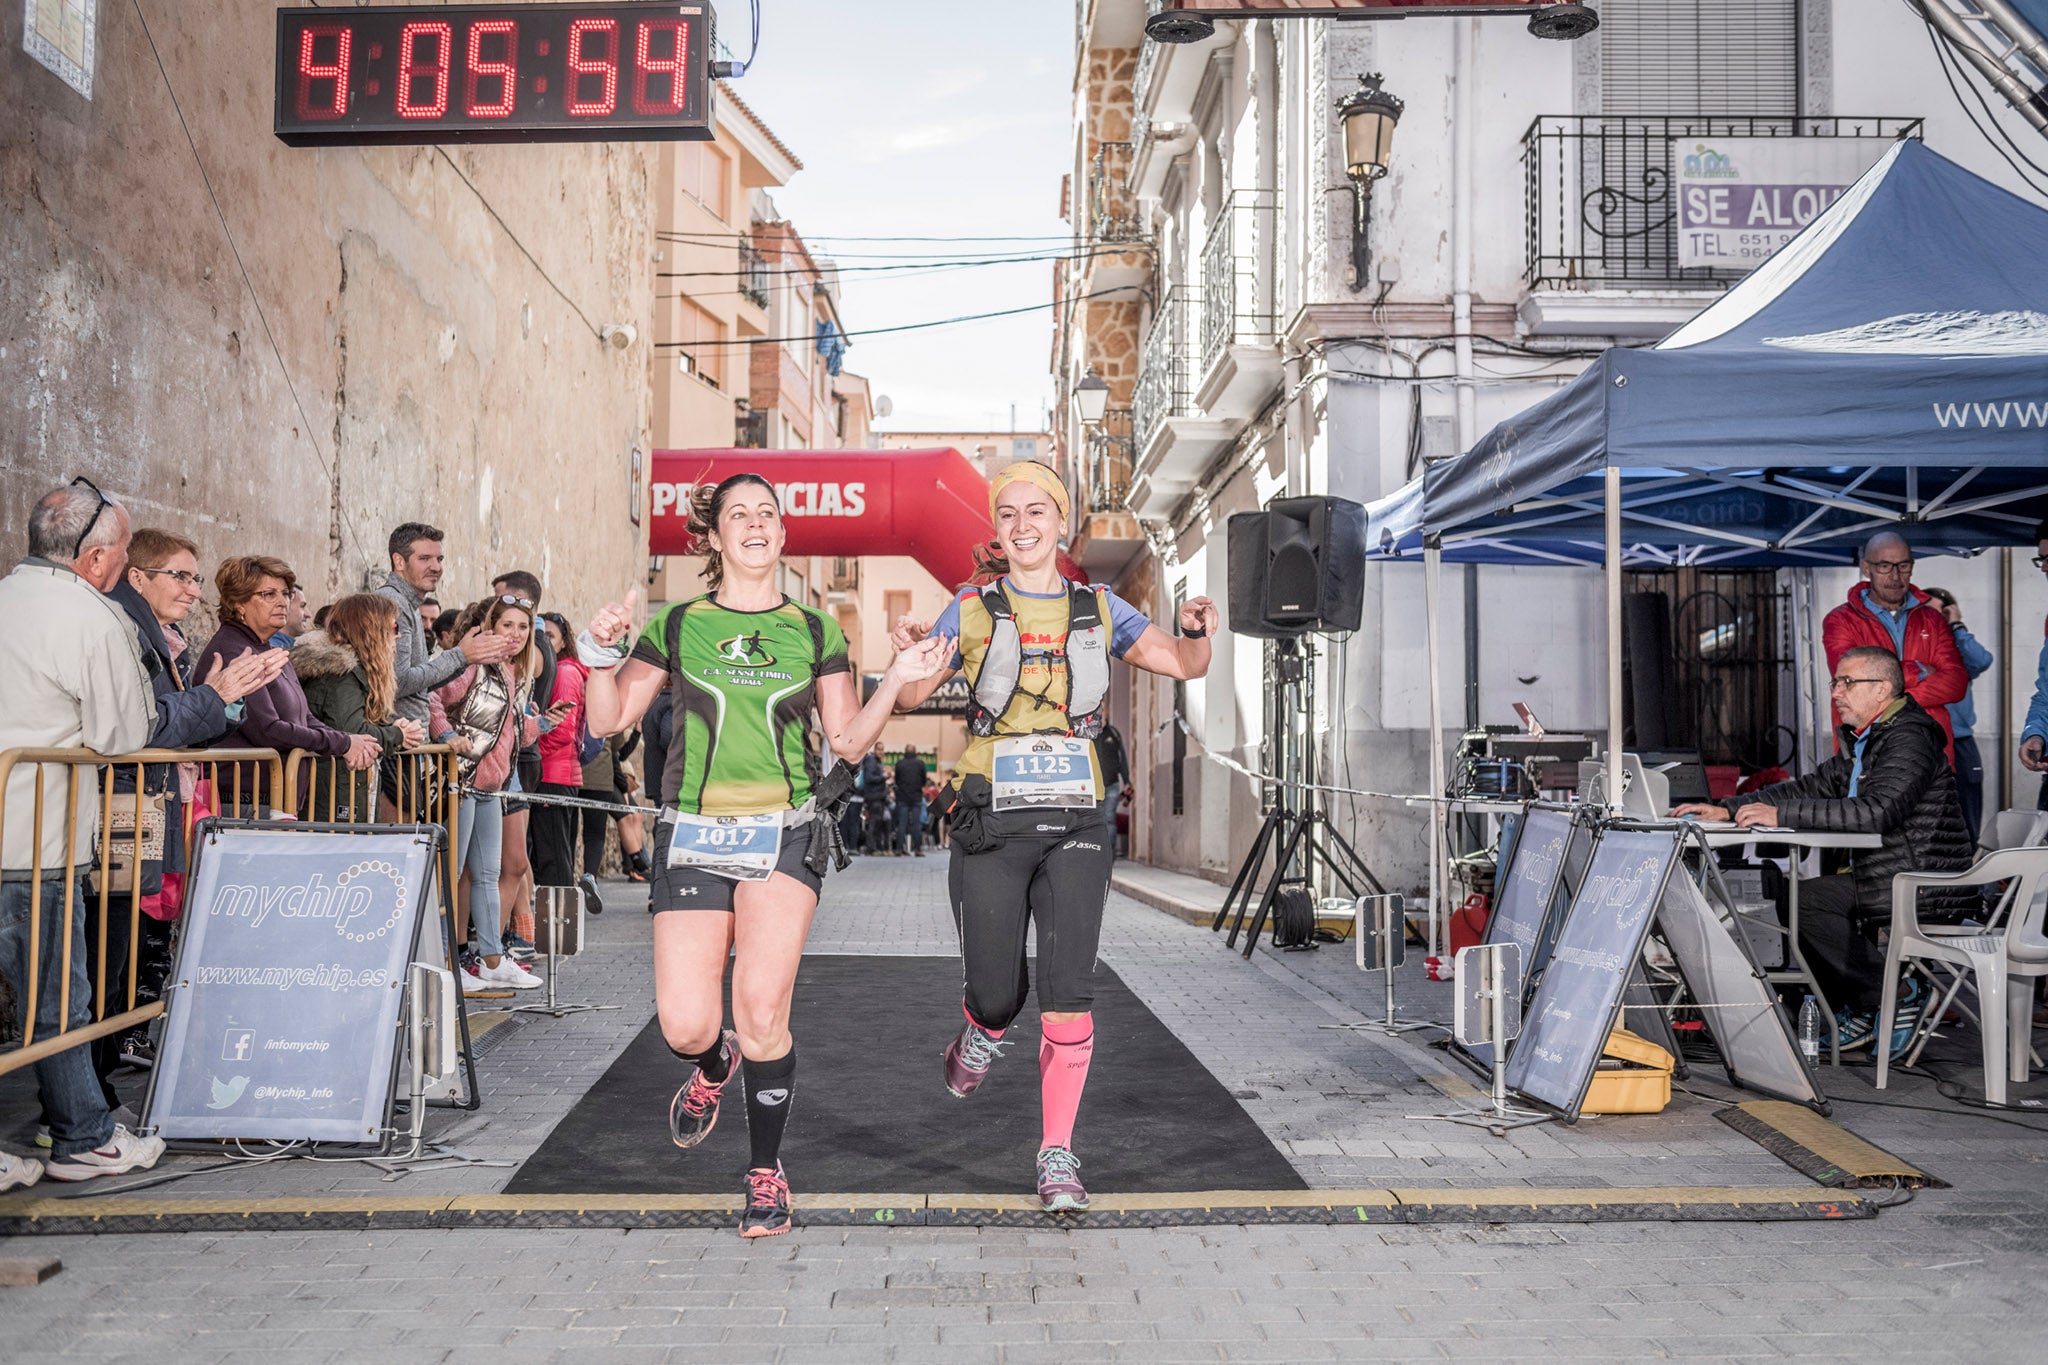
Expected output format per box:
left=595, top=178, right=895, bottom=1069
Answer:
left=1621, top=591, right=1677, bottom=750
left=1226, top=496, right=1367, bottom=638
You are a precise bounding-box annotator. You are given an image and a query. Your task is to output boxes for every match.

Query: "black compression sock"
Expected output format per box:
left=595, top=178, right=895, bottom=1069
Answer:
left=742, top=1044, right=797, bottom=1170
left=670, top=1034, right=734, bottom=1085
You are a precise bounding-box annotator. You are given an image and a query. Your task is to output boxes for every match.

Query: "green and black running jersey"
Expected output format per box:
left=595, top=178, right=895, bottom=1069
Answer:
left=630, top=594, right=852, bottom=817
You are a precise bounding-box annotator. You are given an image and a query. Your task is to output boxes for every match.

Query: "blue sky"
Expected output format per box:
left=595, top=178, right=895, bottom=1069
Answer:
left=726, top=0, right=1072, bottom=433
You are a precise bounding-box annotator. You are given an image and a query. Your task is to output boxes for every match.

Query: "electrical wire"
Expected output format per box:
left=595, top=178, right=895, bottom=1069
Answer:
left=1818, top=1055, right=2048, bottom=1132
left=715, top=0, right=762, bottom=78
left=133, top=0, right=372, bottom=569
left=657, top=245, right=1141, bottom=280
left=656, top=230, right=1082, bottom=244
left=654, top=287, right=1131, bottom=348
left=1918, top=12, right=2048, bottom=196
left=657, top=237, right=1122, bottom=262
left=657, top=249, right=1077, bottom=300
left=1919, top=6, right=2048, bottom=182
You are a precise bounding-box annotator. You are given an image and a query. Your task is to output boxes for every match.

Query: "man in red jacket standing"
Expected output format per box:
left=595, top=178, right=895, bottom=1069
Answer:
left=1821, top=531, right=1965, bottom=764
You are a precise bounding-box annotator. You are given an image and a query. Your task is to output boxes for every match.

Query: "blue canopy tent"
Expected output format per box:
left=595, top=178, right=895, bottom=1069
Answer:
left=1361, top=139, right=2048, bottom=944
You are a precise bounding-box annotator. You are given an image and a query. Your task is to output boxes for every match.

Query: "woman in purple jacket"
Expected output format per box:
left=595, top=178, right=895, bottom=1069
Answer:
left=198, top=556, right=380, bottom=810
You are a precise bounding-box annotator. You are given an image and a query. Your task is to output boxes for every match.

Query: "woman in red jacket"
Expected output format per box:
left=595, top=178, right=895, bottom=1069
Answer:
left=534, top=613, right=594, bottom=911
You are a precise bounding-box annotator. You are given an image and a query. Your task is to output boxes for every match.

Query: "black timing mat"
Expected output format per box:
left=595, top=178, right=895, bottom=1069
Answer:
left=505, top=954, right=1306, bottom=1195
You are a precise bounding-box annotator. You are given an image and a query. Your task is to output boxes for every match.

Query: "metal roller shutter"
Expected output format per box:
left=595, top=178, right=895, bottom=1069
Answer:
left=1600, top=0, right=1801, bottom=116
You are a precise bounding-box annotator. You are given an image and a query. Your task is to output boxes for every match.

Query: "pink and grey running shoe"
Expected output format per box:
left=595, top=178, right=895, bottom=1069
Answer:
left=943, top=1019, right=1011, bottom=1098
left=669, top=1029, right=738, bottom=1150
left=739, top=1162, right=792, bottom=1238
left=1036, top=1145, right=1089, bottom=1214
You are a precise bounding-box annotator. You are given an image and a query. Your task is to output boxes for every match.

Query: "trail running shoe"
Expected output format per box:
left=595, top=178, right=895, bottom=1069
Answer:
left=1834, top=1010, right=1876, bottom=1052
left=943, top=1020, right=1010, bottom=1098
left=1036, top=1145, right=1088, bottom=1214
left=1888, top=980, right=1928, bottom=1062
left=669, top=1030, right=739, bottom=1150
left=738, top=1162, right=792, bottom=1238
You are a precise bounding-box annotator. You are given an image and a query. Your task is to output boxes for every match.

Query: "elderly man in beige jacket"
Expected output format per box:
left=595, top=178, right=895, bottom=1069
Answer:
left=0, top=480, right=165, bottom=1190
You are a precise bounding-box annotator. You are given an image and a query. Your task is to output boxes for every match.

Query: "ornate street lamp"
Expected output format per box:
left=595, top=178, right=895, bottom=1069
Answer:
left=1336, top=73, right=1403, bottom=293
left=1074, top=366, right=1111, bottom=426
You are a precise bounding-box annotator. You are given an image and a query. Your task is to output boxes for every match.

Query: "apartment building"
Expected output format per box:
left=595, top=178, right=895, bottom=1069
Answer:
left=1057, top=0, right=2048, bottom=888
left=648, top=83, right=876, bottom=635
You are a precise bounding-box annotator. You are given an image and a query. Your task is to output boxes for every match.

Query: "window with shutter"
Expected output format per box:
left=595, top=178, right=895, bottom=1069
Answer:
left=1600, top=0, right=1800, bottom=117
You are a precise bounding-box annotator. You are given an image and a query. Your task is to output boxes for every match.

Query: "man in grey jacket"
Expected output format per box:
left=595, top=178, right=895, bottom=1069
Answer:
left=0, top=480, right=168, bottom=1188
left=374, top=522, right=513, bottom=813
left=375, top=522, right=514, bottom=725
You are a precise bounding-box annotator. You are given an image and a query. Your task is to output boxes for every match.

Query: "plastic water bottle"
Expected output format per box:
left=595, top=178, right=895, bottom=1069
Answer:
left=1798, top=995, right=1821, bottom=1062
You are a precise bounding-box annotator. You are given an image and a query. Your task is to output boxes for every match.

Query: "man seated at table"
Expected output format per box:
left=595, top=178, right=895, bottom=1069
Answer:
left=1673, top=647, right=1973, bottom=1055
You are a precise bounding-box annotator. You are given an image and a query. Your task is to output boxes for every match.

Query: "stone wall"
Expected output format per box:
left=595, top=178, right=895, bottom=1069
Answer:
left=1, top=2, right=654, bottom=620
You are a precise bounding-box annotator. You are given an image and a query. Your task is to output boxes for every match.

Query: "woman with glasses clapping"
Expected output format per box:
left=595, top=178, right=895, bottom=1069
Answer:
left=199, top=556, right=381, bottom=811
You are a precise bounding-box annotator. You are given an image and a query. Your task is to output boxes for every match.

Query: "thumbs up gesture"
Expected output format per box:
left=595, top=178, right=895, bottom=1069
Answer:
left=588, top=589, right=639, bottom=650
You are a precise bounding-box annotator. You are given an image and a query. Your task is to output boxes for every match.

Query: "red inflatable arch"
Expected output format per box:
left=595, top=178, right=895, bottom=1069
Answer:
left=649, top=448, right=995, bottom=591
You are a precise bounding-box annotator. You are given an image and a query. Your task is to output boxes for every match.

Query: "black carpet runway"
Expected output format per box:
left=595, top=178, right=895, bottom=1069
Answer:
left=505, top=954, right=1306, bottom=1195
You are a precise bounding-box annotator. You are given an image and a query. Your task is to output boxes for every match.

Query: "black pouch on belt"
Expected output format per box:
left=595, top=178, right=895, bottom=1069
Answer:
left=803, top=811, right=850, bottom=877
left=948, top=775, right=999, bottom=856
left=804, top=762, right=859, bottom=876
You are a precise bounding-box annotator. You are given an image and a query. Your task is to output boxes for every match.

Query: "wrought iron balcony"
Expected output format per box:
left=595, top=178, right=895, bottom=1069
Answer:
left=1089, top=140, right=1145, bottom=245
left=739, top=240, right=771, bottom=308
left=1522, top=115, right=1923, bottom=289
left=1198, top=190, right=1279, bottom=378
left=828, top=556, right=860, bottom=593
left=1085, top=408, right=1135, bottom=514
left=1134, top=5, right=1162, bottom=111
left=1133, top=286, right=1198, bottom=457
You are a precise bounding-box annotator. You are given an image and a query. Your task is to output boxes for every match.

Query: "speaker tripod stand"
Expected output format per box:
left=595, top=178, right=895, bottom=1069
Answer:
left=1213, top=638, right=1387, bottom=958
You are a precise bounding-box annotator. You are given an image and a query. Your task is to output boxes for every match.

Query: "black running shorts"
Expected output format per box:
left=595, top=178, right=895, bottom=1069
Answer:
left=646, top=817, right=823, bottom=913
left=946, top=801, right=1114, bottom=1026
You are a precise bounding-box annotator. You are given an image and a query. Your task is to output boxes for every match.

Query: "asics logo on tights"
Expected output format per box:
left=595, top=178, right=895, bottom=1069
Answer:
left=754, top=1089, right=790, bottom=1106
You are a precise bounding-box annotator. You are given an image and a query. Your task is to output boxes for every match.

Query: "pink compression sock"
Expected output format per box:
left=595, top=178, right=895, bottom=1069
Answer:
left=1038, top=1014, right=1095, bottom=1151
left=964, top=1002, right=1005, bottom=1039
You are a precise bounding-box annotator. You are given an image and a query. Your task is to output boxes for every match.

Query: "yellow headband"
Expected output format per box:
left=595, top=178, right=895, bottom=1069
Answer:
left=988, top=461, right=1070, bottom=523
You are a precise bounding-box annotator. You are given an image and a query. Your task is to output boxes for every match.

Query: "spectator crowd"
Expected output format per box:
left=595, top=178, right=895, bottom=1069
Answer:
left=0, top=481, right=664, bottom=1191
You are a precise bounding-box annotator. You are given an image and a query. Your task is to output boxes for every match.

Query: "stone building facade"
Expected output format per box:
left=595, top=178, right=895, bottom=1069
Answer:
left=4, top=2, right=652, bottom=623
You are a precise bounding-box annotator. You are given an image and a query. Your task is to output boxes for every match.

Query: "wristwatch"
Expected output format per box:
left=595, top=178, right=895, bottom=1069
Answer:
left=1181, top=617, right=1209, bottom=639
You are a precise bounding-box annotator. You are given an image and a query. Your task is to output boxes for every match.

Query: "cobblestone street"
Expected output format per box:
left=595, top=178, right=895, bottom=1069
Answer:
left=3, top=856, right=2044, bottom=1361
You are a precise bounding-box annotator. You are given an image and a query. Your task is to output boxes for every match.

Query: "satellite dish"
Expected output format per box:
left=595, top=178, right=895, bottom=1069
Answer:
left=875, top=395, right=894, bottom=418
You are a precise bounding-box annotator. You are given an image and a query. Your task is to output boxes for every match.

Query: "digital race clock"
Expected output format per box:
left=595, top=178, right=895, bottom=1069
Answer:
left=274, top=4, right=714, bottom=147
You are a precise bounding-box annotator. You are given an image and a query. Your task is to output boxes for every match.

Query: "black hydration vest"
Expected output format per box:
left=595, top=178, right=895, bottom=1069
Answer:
left=964, top=580, right=1109, bottom=740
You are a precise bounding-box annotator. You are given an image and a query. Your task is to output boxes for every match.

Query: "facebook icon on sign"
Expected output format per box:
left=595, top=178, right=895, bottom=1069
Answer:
left=221, top=1029, right=255, bottom=1063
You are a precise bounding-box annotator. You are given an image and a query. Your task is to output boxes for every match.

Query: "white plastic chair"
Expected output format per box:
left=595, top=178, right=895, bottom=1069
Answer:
left=1895, top=809, right=2048, bottom=1070
left=1980, top=809, right=2048, bottom=859
left=1876, top=846, right=2048, bottom=1105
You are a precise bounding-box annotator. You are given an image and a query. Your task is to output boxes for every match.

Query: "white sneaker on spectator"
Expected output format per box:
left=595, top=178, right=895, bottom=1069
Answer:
left=478, top=956, right=542, bottom=991
left=461, top=959, right=508, bottom=996
left=42, top=1125, right=165, bottom=1182
left=0, top=1150, right=43, bottom=1191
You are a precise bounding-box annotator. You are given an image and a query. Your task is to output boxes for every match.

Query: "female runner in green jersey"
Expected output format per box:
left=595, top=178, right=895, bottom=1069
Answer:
left=581, top=473, right=950, bottom=1237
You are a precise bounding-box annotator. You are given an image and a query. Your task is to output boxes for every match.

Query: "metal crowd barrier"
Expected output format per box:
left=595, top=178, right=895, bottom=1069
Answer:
left=0, top=745, right=286, bottom=1078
